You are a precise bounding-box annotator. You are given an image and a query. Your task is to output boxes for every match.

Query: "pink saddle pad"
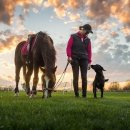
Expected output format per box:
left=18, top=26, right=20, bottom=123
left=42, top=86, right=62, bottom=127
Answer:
left=21, top=41, right=28, bottom=56
left=21, top=37, right=36, bottom=56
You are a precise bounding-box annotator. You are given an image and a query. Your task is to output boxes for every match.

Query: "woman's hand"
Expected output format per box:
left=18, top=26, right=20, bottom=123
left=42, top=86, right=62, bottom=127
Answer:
left=88, top=63, right=91, bottom=70
left=68, top=57, right=72, bottom=63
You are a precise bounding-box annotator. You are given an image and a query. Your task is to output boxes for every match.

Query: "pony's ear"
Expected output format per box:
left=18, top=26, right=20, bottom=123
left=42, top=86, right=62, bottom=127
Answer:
left=53, top=66, right=57, bottom=72
left=55, top=66, right=57, bottom=70
left=40, top=67, right=46, bottom=73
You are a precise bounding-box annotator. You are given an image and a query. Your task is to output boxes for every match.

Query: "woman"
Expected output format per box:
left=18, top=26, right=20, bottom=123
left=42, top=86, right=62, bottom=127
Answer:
left=66, top=24, right=93, bottom=98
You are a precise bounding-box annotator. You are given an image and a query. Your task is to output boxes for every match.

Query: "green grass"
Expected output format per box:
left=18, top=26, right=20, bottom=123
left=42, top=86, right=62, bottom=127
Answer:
left=0, top=91, right=130, bottom=130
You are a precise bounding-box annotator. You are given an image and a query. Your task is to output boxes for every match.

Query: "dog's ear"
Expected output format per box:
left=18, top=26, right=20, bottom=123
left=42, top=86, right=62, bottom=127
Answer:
left=103, top=69, right=106, bottom=71
left=102, top=67, right=106, bottom=71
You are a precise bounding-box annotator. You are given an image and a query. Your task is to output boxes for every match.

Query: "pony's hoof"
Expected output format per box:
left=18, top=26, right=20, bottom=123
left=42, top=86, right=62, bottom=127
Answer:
left=42, top=95, right=51, bottom=98
left=14, top=88, right=19, bottom=93
left=26, top=87, right=30, bottom=94
left=29, top=94, right=33, bottom=98
left=29, top=94, right=35, bottom=98
left=31, top=90, right=37, bottom=95
left=14, top=93, right=19, bottom=97
left=44, top=95, right=49, bottom=99
left=26, top=93, right=30, bottom=97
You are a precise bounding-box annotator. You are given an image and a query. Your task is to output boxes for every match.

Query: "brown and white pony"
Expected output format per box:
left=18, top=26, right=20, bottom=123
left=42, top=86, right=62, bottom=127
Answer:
left=14, top=31, right=57, bottom=98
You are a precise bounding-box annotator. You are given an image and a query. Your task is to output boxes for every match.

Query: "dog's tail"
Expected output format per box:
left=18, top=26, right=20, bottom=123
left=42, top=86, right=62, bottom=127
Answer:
left=105, top=79, right=109, bottom=82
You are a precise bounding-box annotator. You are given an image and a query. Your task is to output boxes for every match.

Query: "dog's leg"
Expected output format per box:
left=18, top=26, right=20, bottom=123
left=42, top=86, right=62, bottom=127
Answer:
left=94, top=88, right=97, bottom=98
left=93, top=84, right=97, bottom=98
left=101, top=88, right=103, bottom=98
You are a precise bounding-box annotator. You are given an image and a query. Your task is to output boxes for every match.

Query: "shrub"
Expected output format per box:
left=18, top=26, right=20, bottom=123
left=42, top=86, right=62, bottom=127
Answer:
left=109, top=82, right=120, bottom=91
left=123, top=81, right=130, bottom=91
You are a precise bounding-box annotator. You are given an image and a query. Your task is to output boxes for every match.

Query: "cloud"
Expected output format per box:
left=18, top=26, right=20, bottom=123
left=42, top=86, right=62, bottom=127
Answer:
left=120, top=26, right=130, bottom=42
left=44, top=0, right=67, bottom=18
left=0, top=16, right=32, bottom=52
left=113, top=1, right=130, bottom=26
left=67, top=0, right=86, bottom=10
left=67, top=0, right=79, bottom=9
left=1, top=61, right=14, bottom=69
left=19, top=14, right=24, bottom=23
left=110, top=32, right=119, bottom=38
left=0, top=76, right=14, bottom=86
left=68, top=12, right=80, bottom=21
left=125, top=35, right=130, bottom=43
left=112, top=44, right=130, bottom=63
left=86, top=0, right=114, bottom=24
left=0, top=0, right=44, bottom=25
left=43, top=0, right=83, bottom=20
left=86, top=0, right=130, bottom=26
left=1, top=0, right=129, bottom=29
left=0, top=34, right=23, bottom=52
left=54, top=4, right=67, bottom=18
left=96, top=37, right=130, bottom=64
left=121, top=26, right=130, bottom=36
left=11, top=16, right=27, bottom=34
left=0, top=0, right=28, bottom=25
left=0, top=0, right=129, bottom=28
left=98, top=42, right=110, bottom=52
left=98, top=22, right=114, bottom=30
left=0, top=29, right=11, bottom=36
left=32, top=8, right=39, bottom=14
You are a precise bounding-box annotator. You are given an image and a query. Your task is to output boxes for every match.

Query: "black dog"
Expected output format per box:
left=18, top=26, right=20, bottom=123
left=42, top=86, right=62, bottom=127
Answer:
left=91, top=64, right=109, bottom=98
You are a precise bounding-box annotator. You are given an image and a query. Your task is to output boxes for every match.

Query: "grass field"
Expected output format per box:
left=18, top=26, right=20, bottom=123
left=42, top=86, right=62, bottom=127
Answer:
left=0, top=91, right=130, bottom=130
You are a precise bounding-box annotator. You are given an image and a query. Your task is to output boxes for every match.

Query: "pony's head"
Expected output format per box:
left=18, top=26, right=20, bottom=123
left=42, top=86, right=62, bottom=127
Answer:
left=41, top=66, right=57, bottom=98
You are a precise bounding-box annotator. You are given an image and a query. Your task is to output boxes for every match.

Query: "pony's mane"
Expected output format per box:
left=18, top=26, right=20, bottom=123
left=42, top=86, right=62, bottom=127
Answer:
left=35, top=32, right=56, bottom=75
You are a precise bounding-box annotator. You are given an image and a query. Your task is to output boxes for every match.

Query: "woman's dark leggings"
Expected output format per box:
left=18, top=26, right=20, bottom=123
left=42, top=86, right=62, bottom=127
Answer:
left=71, top=58, right=88, bottom=97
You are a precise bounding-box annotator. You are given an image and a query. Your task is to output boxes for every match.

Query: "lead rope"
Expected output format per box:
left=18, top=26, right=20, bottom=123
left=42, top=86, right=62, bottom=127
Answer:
left=53, top=62, right=69, bottom=90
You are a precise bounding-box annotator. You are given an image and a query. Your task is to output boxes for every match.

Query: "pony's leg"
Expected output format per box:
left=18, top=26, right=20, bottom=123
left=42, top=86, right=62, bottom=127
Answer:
left=25, top=65, right=33, bottom=95
left=41, top=75, right=45, bottom=98
left=48, top=90, right=52, bottom=97
left=22, top=65, right=26, bottom=91
left=14, top=65, right=22, bottom=96
left=31, top=66, right=39, bottom=96
left=41, top=75, right=51, bottom=98
left=44, top=76, right=50, bottom=98
left=23, top=65, right=26, bottom=82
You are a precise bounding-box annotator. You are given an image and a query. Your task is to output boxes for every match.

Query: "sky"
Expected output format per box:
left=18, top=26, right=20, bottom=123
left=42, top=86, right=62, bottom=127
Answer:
left=0, top=0, right=130, bottom=88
